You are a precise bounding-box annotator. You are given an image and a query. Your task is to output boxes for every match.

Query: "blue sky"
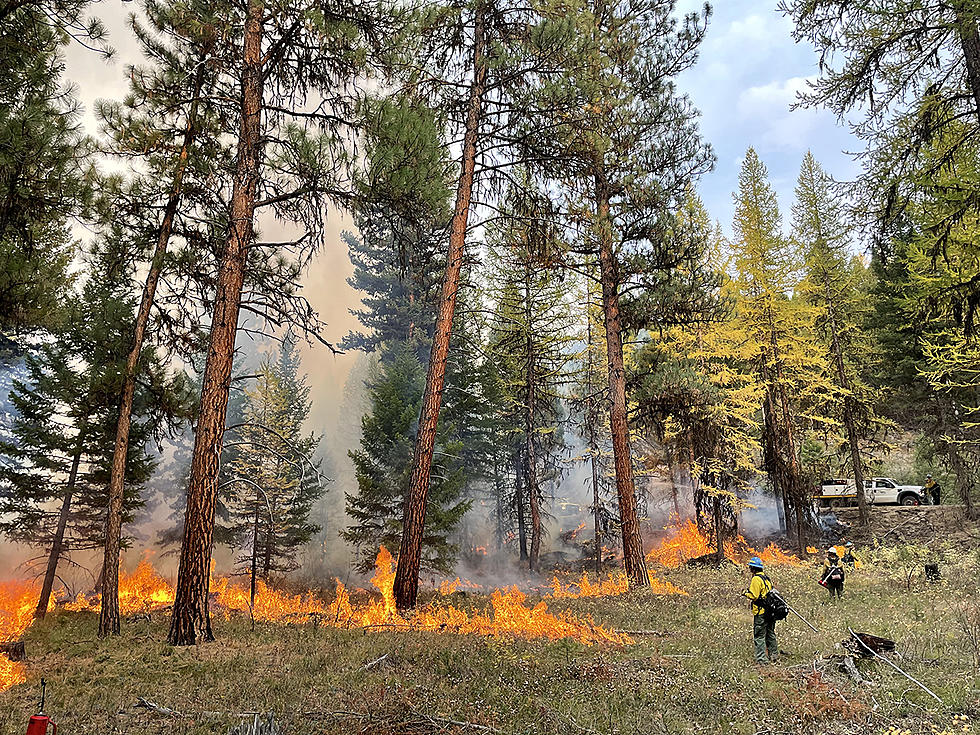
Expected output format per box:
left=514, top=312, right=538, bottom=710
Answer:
left=675, top=1, right=859, bottom=237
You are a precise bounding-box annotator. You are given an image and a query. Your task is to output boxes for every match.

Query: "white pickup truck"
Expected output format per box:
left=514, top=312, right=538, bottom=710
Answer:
left=815, top=477, right=926, bottom=507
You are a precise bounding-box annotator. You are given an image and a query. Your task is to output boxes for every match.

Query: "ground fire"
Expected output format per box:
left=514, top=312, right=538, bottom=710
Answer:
left=645, top=519, right=803, bottom=568
left=0, top=580, right=38, bottom=691
left=0, top=546, right=632, bottom=691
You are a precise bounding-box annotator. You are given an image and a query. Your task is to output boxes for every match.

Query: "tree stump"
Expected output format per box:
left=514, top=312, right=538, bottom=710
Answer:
left=0, top=641, right=26, bottom=661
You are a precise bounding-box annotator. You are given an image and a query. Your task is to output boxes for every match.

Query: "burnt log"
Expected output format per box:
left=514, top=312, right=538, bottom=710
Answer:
left=848, top=631, right=896, bottom=657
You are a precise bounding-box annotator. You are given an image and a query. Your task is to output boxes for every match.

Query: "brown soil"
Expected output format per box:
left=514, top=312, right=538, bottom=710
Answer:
left=831, top=504, right=980, bottom=549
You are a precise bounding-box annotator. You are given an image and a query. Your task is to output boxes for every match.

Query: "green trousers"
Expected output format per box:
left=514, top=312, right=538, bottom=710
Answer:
left=753, top=615, right=777, bottom=663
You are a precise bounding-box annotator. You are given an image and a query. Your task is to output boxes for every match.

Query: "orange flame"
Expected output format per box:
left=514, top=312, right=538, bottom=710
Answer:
left=547, top=570, right=686, bottom=598
left=62, top=554, right=176, bottom=614
left=0, top=580, right=37, bottom=691
left=646, top=519, right=802, bottom=568
left=327, top=548, right=630, bottom=644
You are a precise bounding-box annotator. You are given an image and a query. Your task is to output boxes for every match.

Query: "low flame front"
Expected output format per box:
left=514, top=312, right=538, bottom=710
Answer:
left=547, top=570, right=687, bottom=598
left=646, top=519, right=803, bottom=568
left=327, top=548, right=629, bottom=644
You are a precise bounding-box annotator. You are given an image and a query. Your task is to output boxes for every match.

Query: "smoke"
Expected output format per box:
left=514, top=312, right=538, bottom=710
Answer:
left=738, top=487, right=787, bottom=540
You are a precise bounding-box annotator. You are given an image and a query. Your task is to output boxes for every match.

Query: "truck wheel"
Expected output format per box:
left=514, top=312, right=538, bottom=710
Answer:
left=900, top=495, right=918, bottom=506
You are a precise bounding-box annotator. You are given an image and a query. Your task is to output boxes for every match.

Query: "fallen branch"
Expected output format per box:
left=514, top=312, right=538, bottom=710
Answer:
left=136, top=697, right=182, bottom=718
left=361, top=653, right=389, bottom=671
left=839, top=655, right=872, bottom=686
left=848, top=628, right=942, bottom=704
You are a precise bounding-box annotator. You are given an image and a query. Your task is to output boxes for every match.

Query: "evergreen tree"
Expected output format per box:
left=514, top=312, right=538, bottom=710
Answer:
left=0, top=231, right=191, bottom=618
left=221, top=340, right=326, bottom=587
left=97, top=0, right=236, bottom=638
left=794, top=152, right=882, bottom=525
left=344, top=344, right=467, bottom=574
left=515, top=0, right=714, bottom=587
left=631, top=192, right=758, bottom=553
left=169, top=0, right=388, bottom=645
left=485, top=185, right=575, bottom=572
left=0, top=0, right=103, bottom=331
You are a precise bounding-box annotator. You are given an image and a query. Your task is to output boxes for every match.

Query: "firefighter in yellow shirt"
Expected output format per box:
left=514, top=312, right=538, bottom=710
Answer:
left=743, top=556, right=777, bottom=664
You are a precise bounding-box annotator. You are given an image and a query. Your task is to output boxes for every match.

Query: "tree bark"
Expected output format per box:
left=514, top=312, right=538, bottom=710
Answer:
left=393, top=5, right=487, bottom=611
left=515, top=449, right=528, bottom=561
left=168, top=0, right=264, bottom=645
left=35, top=423, right=87, bottom=619
left=524, top=259, right=541, bottom=573
left=593, top=172, right=648, bottom=589
left=954, top=2, right=980, bottom=123
left=712, top=492, right=723, bottom=561
left=823, top=280, right=868, bottom=525
left=585, top=281, right=603, bottom=575
left=99, top=59, right=208, bottom=639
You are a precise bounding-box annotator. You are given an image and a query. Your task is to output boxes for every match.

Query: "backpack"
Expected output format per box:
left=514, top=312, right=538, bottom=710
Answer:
left=825, top=564, right=845, bottom=584
left=756, top=574, right=789, bottom=621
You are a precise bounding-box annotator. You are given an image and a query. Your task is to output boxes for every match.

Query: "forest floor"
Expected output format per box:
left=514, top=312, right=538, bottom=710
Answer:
left=1, top=545, right=979, bottom=735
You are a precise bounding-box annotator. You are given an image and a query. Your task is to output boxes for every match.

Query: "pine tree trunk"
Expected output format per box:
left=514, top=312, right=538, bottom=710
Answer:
left=515, top=449, right=528, bottom=561
left=524, top=261, right=541, bottom=572
left=262, top=519, right=274, bottom=580
left=954, top=2, right=980, bottom=121
left=250, top=507, right=259, bottom=610
left=760, top=308, right=808, bottom=552
left=99, top=60, right=207, bottom=639
left=593, top=173, right=648, bottom=589
left=585, top=276, right=602, bottom=575
left=712, top=493, right=723, bottom=561
left=393, top=5, right=487, bottom=611
left=35, top=425, right=86, bottom=619
left=823, top=281, right=868, bottom=525
left=493, top=458, right=504, bottom=552
left=168, top=0, right=265, bottom=645
left=591, top=449, right=602, bottom=575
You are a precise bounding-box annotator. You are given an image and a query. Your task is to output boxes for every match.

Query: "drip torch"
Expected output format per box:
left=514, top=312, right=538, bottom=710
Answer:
left=25, top=679, right=57, bottom=735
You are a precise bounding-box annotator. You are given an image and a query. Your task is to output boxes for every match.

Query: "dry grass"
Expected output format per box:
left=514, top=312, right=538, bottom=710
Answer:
left=1, top=547, right=978, bottom=735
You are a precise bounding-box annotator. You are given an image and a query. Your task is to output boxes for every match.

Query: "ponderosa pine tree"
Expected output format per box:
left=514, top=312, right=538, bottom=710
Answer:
left=392, top=0, right=491, bottom=610
left=169, top=0, right=389, bottom=645
left=97, top=0, right=236, bottom=639
left=515, top=0, right=713, bottom=588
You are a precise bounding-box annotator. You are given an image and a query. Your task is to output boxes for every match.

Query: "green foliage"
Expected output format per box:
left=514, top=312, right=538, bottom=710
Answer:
left=0, top=1, right=98, bottom=331
left=220, top=339, right=326, bottom=578
left=0, top=231, right=192, bottom=555
left=344, top=344, right=468, bottom=574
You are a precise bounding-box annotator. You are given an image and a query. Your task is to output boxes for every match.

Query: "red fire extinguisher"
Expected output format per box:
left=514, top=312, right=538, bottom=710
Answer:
left=25, top=679, right=57, bottom=735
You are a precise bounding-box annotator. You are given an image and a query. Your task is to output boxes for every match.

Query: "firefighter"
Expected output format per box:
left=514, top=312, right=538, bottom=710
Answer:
left=841, top=541, right=859, bottom=569
left=923, top=474, right=941, bottom=506
left=743, top=556, right=778, bottom=664
left=820, top=547, right=845, bottom=599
